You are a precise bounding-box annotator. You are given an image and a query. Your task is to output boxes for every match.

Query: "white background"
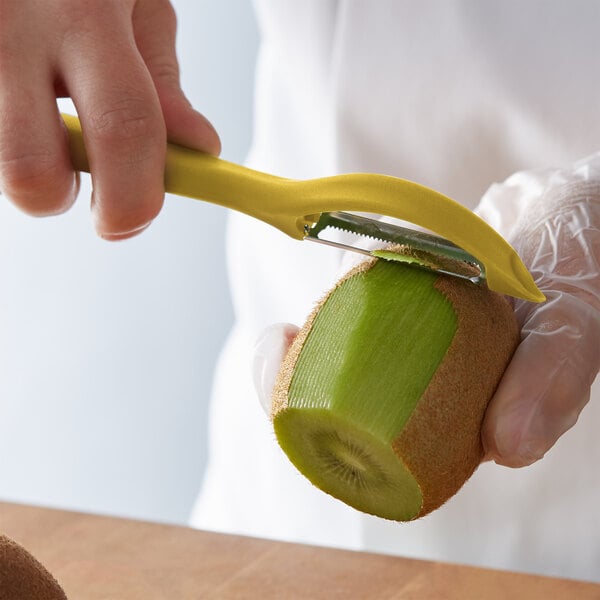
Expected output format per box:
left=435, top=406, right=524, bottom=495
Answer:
left=0, top=0, right=258, bottom=525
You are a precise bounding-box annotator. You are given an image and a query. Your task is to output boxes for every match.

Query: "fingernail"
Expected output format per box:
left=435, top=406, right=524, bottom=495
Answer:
left=514, top=440, right=546, bottom=467
left=99, top=220, right=153, bottom=241
left=198, top=113, right=221, bottom=156
left=53, top=172, right=80, bottom=215
left=489, top=436, right=546, bottom=468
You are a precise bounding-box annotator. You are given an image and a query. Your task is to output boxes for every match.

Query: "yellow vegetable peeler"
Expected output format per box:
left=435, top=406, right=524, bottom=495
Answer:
left=62, top=114, right=544, bottom=303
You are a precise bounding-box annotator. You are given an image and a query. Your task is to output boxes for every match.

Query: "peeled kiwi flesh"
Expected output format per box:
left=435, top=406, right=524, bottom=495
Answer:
left=271, top=258, right=519, bottom=521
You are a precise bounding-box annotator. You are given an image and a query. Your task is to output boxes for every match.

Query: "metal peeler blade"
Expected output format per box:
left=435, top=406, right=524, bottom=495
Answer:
left=305, top=211, right=485, bottom=284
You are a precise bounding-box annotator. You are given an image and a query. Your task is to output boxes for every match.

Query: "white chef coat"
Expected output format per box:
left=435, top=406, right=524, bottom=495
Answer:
left=191, top=1, right=600, bottom=582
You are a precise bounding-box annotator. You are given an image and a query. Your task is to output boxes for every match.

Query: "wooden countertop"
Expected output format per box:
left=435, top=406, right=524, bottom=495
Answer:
left=0, top=501, right=597, bottom=599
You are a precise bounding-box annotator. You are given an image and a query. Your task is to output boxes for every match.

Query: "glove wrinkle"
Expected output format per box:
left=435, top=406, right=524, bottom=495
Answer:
left=478, top=155, right=600, bottom=467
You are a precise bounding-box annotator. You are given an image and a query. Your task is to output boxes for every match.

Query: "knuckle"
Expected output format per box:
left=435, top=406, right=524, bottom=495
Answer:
left=148, top=58, right=180, bottom=88
left=87, top=99, right=163, bottom=147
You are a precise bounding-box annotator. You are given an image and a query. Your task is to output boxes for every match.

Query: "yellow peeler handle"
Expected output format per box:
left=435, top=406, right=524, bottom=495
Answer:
left=62, top=113, right=544, bottom=303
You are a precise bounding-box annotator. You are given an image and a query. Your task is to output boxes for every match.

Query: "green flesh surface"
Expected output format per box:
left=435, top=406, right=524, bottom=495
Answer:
left=274, top=261, right=457, bottom=519
left=274, top=409, right=423, bottom=520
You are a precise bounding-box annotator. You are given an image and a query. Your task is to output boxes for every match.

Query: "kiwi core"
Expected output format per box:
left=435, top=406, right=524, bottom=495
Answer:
left=274, top=408, right=424, bottom=520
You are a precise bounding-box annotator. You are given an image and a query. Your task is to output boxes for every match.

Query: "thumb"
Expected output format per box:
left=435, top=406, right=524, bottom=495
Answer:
left=132, top=0, right=221, bottom=154
left=482, top=293, right=600, bottom=467
left=252, top=323, right=300, bottom=416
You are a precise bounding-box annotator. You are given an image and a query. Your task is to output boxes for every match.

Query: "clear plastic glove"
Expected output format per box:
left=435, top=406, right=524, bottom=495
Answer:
left=254, top=156, right=600, bottom=469
left=476, top=156, right=600, bottom=467
left=0, top=0, right=220, bottom=239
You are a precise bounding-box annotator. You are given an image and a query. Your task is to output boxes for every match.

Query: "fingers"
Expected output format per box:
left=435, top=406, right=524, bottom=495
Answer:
left=253, top=323, right=299, bottom=416
left=0, top=8, right=78, bottom=215
left=1, top=0, right=221, bottom=239
left=57, top=2, right=168, bottom=239
left=482, top=293, right=600, bottom=467
left=132, top=0, right=221, bottom=154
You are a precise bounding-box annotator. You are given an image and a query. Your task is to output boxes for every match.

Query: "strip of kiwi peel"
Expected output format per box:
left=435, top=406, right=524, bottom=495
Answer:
left=271, top=257, right=520, bottom=521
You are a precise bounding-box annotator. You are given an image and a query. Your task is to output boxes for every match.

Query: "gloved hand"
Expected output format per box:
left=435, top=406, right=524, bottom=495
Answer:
left=0, top=0, right=220, bottom=240
left=475, top=156, right=600, bottom=467
left=254, top=155, right=600, bottom=469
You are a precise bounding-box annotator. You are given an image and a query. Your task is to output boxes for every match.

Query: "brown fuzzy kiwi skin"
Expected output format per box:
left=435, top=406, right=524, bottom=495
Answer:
left=272, top=258, right=520, bottom=520
left=0, top=534, right=67, bottom=600
left=394, top=274, right=520, bottom=517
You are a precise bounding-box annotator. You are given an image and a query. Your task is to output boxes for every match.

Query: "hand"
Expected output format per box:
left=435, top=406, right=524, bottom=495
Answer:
left=476, top=157, right=600, bottom=467
left=0, top=0, right=220, bottom=239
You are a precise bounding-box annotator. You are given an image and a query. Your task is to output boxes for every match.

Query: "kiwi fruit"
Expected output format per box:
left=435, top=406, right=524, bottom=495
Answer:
left=271, top=258, right=519, bottom=521
left=0, top=534, right=67, bottom=599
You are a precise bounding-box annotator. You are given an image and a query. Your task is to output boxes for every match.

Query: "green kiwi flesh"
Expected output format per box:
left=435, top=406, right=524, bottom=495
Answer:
left=273, top=260, right=456, bottom=520
left=275, top=408, right=424, bottom=520
left=272, top=258, right=519, bottom=521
